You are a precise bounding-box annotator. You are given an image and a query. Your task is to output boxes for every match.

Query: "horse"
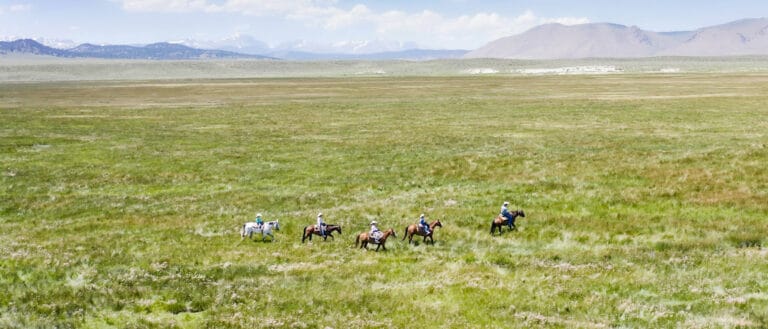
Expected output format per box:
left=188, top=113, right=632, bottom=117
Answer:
left=241, top=220, right=280, bottom=242
left=355, top=228, right=396, bottom=251
left=403, top=220, right=443, bottom=244
left=301, top=224, right=342, bottom=243
left=490, top=210, right=525, bottom=235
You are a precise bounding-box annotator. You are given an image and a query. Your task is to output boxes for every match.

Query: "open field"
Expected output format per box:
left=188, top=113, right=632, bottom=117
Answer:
left=4, top=56, right=768, bottom=81
left=1, top=72, right=768, bottom=328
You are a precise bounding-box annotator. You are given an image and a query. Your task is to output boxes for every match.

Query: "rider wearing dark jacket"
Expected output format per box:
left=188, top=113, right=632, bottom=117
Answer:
left=419, top=214, right=430, bottom=235
left=500, top=202, right=515, bottom=229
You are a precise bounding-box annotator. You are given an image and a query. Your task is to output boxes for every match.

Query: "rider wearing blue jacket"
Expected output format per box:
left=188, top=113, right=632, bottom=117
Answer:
left=500, top=202, right=514, bottom=229
left=419, top=214, right=430, bottom=235
left=255, top=213, right=264, bottom=229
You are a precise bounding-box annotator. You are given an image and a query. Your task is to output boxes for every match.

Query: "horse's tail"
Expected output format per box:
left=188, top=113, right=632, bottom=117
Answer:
left=301, top=226, right=308, bottom=243
left=241, top=224, right=246, bottom=238
left=355, top=234, right=360, bottom=247
left=490, top=220, right=495, bottom=234
left=402, top=227, right=408, bottom=241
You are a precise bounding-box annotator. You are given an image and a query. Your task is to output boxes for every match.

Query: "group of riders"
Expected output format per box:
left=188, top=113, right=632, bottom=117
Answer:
left=251, top=201, right=519, bottom=241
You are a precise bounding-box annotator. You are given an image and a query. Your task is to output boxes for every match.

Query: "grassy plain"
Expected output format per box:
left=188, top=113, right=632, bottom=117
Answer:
left=4, top=56, right=768, bottom=81
left=1, top=72, right=768, bottom=328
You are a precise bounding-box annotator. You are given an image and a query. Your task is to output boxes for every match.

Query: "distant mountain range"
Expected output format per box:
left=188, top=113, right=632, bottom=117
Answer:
left=466, top=18, right=768, bottom=59
left=0, top=38, right=467, bottom=60
left=4, top=18, right=768, bottom=60
left=0, top=39, right=273, bottom=60
left=175, top=36, right=425, bottom=57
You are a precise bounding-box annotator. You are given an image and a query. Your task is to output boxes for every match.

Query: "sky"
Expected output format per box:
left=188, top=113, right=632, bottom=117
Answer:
left=1, top=0, right=767, bottom=50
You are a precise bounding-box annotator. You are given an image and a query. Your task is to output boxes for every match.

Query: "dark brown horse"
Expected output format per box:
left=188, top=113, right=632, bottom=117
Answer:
left=490, top=210, right=525, bottom=235
left=403, top=220, right=443, bottom=244
left=301, top=224, right=342, bottom=243
left=355, top=228, right=396, bottom=251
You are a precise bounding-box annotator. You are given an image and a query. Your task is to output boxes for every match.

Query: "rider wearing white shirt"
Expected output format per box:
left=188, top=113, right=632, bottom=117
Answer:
left=317, top=213, right=326, bottom=238
left=370, top=221, right=381, bottom=242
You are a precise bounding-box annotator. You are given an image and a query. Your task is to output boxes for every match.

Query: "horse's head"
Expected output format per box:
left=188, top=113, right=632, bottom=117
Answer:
left=269, top=220, right=280, bottom=230
left=386, top=228, right=397, bottom=238
left=517, top=210, right=525, bottom=218
left=433, top=220, right=443, bottom=228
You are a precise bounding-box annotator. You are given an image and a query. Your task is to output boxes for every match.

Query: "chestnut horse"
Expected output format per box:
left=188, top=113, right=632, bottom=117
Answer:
left=355, top=228, right=396, bottom=251
left=403, top=220, right=443, bottom=244
left=490, top=210, right=525, bottom=235
left=301, top=224, right=342, bottom=243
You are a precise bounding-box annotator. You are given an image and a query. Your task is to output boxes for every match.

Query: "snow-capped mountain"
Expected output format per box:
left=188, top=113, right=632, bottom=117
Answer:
left=173, top=33, right=270, bottom=55
left=170, top=35, right=463, bottom=60
left=273, top=39, right=420, bottom=54
left=175, top=34, right=422, bottom=55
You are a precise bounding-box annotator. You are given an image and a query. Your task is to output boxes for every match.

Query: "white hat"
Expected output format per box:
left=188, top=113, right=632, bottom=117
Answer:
left=318, top=212, right=323, bottom=217
left=420, top=214, right=425, bottom=218
left=370, top=221, right=378, bottom=225
left=256, top=213, right=262, bottom=217
left=503, top=201, right=509, bottom=206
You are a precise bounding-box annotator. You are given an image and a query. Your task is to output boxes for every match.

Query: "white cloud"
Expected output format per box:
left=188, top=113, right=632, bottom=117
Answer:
left=121, top=0, right=220, bottom=12
left=10, top=4, right=31, bottom=12
left=117, top=1, right=589, bottom=48
left=0, top=3, right=31, bottom=14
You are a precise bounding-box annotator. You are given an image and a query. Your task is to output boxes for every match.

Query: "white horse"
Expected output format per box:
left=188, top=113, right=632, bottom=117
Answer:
left=241, top=220, right=280, bottom=242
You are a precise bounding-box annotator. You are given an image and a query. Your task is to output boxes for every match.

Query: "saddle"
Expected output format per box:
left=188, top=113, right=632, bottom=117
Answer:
left=370, top=231, right=383, bottom=242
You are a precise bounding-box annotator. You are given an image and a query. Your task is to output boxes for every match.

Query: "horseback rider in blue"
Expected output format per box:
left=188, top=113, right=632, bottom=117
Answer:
left=500, top=201, right=515, bottom=229
left=255, top=213, right=264, bottom=230
left=317, top=212, right=327, bottom=238
left=418, top=214, right=430, bottom=235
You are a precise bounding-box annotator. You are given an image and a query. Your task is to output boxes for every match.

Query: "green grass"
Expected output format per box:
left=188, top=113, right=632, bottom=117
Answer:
left=1, top=73, right=768, bottom=328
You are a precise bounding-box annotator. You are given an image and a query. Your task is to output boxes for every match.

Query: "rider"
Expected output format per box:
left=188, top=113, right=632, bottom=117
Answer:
left=500, top=201, right=515, bottom=229
left=370, top=221, right=381, bottom=242
left=418, top=214, right=430, bottom=235
left=317, top=212, right=326, bottom=238
left=255, top=213, right=264, bottom=230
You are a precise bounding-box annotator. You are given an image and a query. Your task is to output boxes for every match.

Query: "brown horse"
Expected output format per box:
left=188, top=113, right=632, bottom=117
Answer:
left=490, top=210, right=525, bottom=235
left=355, top=228, right=396, bottom=251
left=301, top=224, right=342, bottom=243
left=403, top=220, right=443, bottom=244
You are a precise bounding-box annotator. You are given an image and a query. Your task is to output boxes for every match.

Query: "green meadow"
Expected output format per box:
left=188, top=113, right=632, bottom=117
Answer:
left=1, top=72, right=767, bottom=328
